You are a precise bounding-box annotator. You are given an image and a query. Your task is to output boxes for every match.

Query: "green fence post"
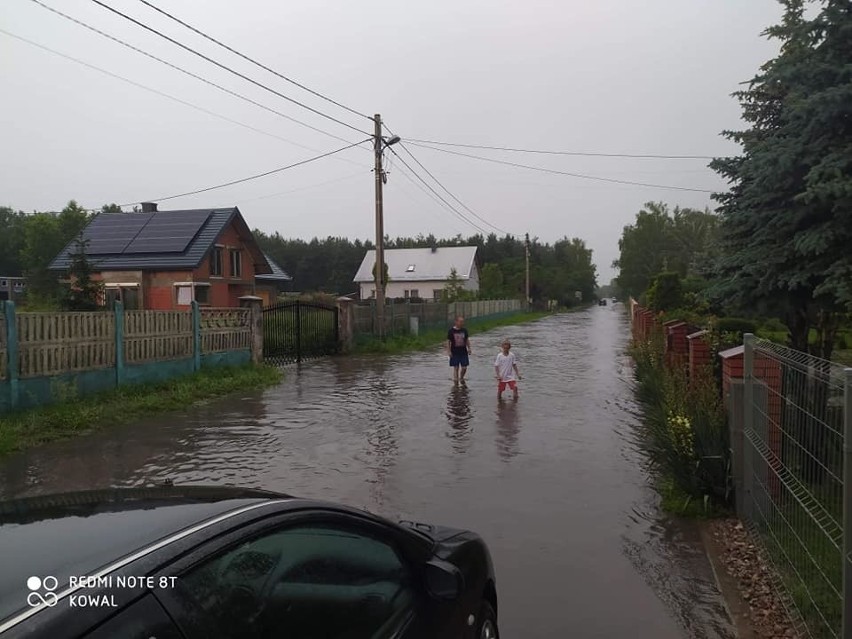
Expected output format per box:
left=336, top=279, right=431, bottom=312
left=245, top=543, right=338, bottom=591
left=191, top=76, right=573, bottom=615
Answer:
left=4, top=301, right=19, bottom=410
left=191, top=301, right=201, bottom=371
left=114, top=301, right=125, bottom=388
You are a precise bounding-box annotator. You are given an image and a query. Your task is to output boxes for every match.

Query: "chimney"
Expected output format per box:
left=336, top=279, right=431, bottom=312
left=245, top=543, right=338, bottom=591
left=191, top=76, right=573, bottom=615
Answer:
left=141, top=202, right=158, bottom=213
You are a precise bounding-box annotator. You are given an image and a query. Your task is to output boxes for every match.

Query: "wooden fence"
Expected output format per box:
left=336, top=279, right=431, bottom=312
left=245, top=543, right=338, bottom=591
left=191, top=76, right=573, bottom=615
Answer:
left=17, top=312, right=115, bottom=378
left=125, top=310, right=193, bottom=364
left=1, top=300, right=260, bottom=413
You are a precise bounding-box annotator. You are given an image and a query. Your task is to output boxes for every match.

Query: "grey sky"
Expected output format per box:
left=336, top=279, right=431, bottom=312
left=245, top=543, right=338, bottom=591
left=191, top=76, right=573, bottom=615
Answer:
left=1, top=0, right=784, bottom=284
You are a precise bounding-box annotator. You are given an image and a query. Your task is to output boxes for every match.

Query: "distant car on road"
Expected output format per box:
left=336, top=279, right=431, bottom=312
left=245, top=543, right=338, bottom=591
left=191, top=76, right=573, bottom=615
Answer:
left=0, top=486, right=499, bottom=638
left=598, top=299, right=607, bottom=306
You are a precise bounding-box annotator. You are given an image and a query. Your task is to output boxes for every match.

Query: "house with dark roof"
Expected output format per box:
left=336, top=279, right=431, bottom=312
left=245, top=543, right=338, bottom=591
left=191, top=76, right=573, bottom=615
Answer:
left=49, top=203, right=276, bottom=310
left=255, top=252, right=293, bottom=306
left=353, top=246, right=480, bottom=300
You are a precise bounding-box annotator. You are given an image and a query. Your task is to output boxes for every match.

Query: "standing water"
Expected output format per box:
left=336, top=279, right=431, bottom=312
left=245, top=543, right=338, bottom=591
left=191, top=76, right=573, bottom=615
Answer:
left=0, top=305, right=735, bottom=638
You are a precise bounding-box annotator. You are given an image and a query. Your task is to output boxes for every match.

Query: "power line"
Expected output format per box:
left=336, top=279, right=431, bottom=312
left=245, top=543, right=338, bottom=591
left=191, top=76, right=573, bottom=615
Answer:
left=87, top=0, right=371, bottom=137
left=0, top=28, right=368, bottom=171
left=389, top=161, right=471, bottom=236
left=386, top=147, right=492, bottom=236
left=406, top=138, right=716, bottom=160
left=28, top=0, right=363, bottom=147
left=134, top=0, right=371, bottom=122
left=239, top=170, right=367, bottom=204
left=397, top=141, right=516, bottom=237
left=405, top=141, right=716, bottom=193
left=121, top=139, right=371, bottom=205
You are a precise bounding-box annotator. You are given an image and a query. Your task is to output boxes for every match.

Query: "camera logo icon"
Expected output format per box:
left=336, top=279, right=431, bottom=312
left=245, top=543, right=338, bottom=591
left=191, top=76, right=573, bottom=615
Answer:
left=26, top=576, right=59, bottom=608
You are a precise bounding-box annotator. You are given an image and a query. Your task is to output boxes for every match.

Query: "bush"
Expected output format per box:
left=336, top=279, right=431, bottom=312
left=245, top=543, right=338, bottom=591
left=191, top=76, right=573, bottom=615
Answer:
left=762, top=317, right=787, bottom=333
left=716, top=317, right=758, bottom=335
left=646, top=272, right=683, bottom=312
left=836, top=333, right=848, bottom=349
left=631, top=336, right=731, bottom=512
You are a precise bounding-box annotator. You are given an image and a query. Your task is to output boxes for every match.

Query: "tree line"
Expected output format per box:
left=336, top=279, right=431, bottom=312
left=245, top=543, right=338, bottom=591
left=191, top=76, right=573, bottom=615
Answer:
left=613, top=0, right=852, bottom=360
left=1, top=202, right=598, bottom=309
left=254, top=231, right=598, bottom=306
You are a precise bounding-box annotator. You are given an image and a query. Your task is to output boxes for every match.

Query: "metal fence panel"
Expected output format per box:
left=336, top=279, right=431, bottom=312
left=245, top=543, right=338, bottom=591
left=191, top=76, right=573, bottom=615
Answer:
left=738, top=334, right=850, bottom=639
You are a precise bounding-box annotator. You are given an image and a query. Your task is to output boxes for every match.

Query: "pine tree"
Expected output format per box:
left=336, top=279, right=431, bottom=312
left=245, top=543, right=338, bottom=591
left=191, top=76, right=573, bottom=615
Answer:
left=64, top=236, right=104, bottom=311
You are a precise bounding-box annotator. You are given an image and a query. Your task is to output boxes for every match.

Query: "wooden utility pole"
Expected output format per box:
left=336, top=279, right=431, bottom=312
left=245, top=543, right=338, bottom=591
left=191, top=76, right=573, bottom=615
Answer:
left=373, top=113, right=386, bottom=338
left=525, top=233, right=531, bottom=310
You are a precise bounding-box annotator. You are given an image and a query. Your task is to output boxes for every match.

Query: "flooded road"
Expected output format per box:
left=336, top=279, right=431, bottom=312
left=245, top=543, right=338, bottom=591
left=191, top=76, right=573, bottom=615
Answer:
left=0, top=306, right=735, bottom=638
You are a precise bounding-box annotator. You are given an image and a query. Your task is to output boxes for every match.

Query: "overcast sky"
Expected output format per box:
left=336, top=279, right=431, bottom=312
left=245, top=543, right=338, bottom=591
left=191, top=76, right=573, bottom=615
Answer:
left=1, top=0, right=785, bottom=283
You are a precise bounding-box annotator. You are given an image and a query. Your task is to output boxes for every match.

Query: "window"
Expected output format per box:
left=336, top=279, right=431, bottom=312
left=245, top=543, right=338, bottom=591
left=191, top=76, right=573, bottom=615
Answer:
left=406, top=264, right=415, bottom=272
left=211, top=247, right=223, bottom=276
left=174, top=524, right=414, bottom=638
left=403, top=289, right=409, bottom=298
left=175, top=283, right=211, bottom=305
left=433, top=289, right=442, bottom=301
left=410, top=289, right=419, bottom=298
left=229, top=249, right=242, bottom=278
left=0, top=280, right=6, bottom=287
left=83, top=595, right=183, bottom=639
left=176, top=285, right=192, bottom=306
left=194, top=283, right=210, bottom=305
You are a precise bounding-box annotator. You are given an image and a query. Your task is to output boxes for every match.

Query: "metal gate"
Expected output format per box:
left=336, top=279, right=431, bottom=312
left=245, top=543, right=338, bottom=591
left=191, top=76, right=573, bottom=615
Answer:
left=262, top=301, right=339, bottom=365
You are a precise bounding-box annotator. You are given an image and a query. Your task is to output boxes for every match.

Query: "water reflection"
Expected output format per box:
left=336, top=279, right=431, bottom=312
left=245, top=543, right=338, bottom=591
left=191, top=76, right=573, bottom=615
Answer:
left=495, top=399, right=520, bottom=461
left=445, top=382, right=473, bottom=453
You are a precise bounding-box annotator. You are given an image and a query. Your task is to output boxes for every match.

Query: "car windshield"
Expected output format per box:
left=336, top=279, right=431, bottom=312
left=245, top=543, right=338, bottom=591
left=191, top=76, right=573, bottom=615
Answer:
left=0, top=500, right=261, bottom=623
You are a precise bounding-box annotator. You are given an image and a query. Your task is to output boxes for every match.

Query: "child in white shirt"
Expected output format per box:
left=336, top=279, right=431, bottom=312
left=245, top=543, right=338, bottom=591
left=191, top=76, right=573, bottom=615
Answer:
left=494, top=338, right=521, bottom=400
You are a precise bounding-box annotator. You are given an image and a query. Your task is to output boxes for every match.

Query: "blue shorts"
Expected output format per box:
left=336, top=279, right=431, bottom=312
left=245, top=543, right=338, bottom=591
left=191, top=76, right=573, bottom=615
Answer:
left=449, top=353, right=469, bottom=368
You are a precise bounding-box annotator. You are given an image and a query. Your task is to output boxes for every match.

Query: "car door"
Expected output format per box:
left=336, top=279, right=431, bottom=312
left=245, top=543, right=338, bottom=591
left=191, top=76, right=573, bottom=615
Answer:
left=153, top=511, right=446, bottom=639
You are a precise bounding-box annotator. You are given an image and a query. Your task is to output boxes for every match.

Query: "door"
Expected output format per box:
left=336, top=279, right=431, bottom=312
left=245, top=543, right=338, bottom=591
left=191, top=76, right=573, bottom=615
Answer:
left=154, top=515, right=439, bottom=638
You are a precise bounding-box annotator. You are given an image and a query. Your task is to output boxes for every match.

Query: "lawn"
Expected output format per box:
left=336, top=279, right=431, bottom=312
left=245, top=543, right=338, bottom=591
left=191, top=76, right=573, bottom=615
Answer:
left=0, top=364, right=282, bottom=457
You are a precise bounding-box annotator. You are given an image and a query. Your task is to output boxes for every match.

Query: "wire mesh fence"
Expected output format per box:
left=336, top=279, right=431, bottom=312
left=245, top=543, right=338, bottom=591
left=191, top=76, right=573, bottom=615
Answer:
left=738, top=334, right=851, bottom=639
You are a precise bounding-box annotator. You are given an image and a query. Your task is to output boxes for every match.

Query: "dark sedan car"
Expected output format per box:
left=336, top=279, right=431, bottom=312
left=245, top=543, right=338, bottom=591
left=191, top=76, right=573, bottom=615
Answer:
left=0, top=486, right=498, bottom=638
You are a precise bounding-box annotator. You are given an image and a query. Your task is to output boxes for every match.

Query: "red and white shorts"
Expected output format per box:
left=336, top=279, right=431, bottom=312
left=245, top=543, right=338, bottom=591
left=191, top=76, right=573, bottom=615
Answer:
left=498, top=380, right=517, bottom=392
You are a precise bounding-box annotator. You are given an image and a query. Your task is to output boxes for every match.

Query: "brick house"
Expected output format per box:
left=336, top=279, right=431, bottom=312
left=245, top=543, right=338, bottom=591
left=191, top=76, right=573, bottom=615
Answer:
left=49, top=203, right=275, bottom=310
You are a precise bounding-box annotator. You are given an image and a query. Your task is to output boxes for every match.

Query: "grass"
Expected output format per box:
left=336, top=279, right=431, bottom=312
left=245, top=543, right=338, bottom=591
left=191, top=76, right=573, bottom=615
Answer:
left=756, top=500, right=843, bottom=639
left=352, top=310, right=556, bottom=354
left=0, top=364, right=283, bottom=457
left=656, top=474, right=730, bottom=519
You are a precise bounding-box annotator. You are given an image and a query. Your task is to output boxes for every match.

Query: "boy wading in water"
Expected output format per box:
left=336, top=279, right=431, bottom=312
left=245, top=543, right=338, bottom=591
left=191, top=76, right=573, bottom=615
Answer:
left=494, top=338, right=521, bottom=400
left=446, top=316, right=472, bottom=383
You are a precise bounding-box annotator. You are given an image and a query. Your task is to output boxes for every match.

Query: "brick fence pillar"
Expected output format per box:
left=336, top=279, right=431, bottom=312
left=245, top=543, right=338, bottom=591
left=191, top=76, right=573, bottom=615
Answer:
left=336, top=296, right=355, bottom=353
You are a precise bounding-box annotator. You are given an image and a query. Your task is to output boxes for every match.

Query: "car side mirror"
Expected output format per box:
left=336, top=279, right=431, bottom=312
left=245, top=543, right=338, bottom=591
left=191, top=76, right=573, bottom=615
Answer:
left=424, top=559, right=464, bottom=601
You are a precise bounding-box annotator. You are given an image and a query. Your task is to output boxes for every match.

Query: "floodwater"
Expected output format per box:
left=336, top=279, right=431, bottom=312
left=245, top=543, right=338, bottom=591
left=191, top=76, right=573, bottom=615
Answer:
left=0, top=305, right=735, bottom=638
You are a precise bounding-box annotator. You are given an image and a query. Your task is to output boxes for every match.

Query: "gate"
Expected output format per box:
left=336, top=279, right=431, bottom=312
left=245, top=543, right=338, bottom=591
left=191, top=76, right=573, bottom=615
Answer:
left=262, top=301, right=339, bottom=365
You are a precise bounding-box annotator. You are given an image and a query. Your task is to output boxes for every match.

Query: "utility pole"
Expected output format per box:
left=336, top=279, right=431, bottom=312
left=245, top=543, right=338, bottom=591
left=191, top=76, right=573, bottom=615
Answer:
left=373, top=113, right=386, bottom=338
left=525, top=233, right=531, bottom=310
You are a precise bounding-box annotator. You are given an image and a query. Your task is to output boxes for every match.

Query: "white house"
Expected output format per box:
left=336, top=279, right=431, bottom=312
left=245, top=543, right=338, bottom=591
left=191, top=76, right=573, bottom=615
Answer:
left=353, top=246, right=480, bottom=300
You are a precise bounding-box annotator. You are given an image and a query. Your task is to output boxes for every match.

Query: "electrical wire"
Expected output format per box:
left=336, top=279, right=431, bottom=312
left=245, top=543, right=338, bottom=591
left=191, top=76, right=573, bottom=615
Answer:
left=120, top=139, right=371, bottom=205
left=405, top=138, right=716, bottom=160
left=239, top=170, right=368, bottom=204
left=389, top=162, right=471, bottom=236
left=0, top=28, right=369, bottom=170
left=28, top=0, right=364, bottom=147
left=134, top=0, right=371, bottom=122
left=88, top=0, right=371, bottom=136
left=397, top=142, right=516, bottom=236
left=385, top=147, right=492, bottom=236
left=405, top=141, right=716, bottom=193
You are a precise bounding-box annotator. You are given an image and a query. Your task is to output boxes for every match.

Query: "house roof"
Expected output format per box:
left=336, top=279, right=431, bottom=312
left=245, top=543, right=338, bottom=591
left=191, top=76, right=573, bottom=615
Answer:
left=353, top=246, right=478, bottom=283
left=49, top=207, right=271, bottom=275
left=256, top=253, right=292, bottom=281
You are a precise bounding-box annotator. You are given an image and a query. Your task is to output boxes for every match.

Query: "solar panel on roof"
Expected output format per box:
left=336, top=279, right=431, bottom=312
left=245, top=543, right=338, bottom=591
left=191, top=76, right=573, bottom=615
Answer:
left=84, top=213, right=153, bottom=255
left=124, top=211, right=211, bottom=254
